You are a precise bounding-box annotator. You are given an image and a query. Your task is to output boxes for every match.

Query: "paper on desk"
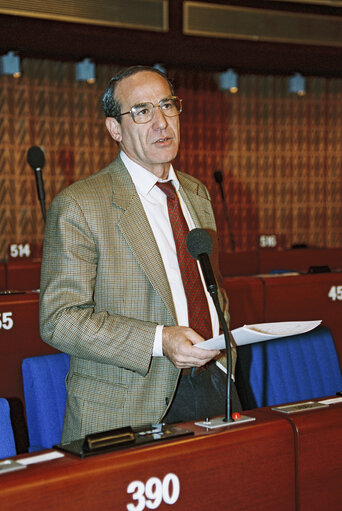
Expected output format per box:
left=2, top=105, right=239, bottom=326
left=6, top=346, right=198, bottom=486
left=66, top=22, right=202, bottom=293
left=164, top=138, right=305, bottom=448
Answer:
left=17, top=451, right=64, bottom=466
left=196, top=320, right=322, bottom=350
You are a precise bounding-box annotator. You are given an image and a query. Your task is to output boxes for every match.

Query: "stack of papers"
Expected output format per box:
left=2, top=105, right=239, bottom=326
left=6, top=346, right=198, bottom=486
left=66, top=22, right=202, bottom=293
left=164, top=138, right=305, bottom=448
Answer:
left=196, top=320, right=322, bottom=350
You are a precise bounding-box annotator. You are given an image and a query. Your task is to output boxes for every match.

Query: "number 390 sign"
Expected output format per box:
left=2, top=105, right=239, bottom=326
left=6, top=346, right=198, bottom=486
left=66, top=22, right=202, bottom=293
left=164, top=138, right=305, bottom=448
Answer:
left=127, top=473, right=180, bottom=510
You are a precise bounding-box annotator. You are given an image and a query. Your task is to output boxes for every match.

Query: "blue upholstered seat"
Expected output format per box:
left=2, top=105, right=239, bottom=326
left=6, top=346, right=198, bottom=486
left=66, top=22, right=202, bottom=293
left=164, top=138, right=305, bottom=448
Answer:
left=236, top=325, right=342, bottom=409
left=0, top=398, right=16, bottom=459
left=22, top=353, right=70, bottom=451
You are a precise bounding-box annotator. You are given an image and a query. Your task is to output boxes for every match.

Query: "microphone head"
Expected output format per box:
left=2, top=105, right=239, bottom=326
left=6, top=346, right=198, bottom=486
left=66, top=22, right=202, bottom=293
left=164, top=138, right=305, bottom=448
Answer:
left=27, top=146, right=45, bottom=170
left=213, top=170, right=223, bottom=183
left=186, top=228, right=213, bottom=259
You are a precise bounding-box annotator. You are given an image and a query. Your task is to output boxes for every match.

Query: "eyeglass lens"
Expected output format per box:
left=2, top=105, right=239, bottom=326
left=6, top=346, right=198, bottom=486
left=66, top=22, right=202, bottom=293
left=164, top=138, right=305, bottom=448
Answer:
left=131, top=97, right=182, bottom=124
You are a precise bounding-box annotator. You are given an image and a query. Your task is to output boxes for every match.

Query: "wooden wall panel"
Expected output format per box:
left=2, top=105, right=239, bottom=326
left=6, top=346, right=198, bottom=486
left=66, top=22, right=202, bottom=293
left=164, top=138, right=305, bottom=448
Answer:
left=0, top=59, right=341, bottom=260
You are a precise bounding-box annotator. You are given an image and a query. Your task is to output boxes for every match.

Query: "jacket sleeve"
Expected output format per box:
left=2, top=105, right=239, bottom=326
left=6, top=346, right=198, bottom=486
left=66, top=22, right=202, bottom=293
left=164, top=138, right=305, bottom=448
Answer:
left=39, top=192, right=157, bottom=377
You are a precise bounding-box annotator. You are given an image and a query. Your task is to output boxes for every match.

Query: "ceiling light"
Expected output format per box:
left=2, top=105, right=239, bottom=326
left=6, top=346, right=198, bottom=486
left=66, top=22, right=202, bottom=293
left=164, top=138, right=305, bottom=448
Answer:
left=75, top=58, right=96, bottom=84
left=0, top=51, right=21, bottom=78
left=288, top=73, right=306, bottom=96
left=218, top=69, right=238, bottom=94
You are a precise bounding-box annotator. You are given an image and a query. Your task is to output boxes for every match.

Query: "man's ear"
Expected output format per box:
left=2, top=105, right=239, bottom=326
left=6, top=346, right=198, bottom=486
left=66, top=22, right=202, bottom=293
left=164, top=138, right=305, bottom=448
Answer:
left=105, top=117, right=122, bottom=142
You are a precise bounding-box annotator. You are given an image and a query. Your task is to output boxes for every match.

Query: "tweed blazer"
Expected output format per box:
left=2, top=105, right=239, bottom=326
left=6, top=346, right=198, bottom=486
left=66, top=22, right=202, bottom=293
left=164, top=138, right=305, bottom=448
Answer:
left=39, top=156, right=229, bottom=442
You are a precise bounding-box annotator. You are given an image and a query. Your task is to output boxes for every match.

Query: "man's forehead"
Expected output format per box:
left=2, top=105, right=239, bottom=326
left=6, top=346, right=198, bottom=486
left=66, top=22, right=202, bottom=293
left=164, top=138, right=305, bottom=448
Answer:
left=116, top=71, right=172, bottom=107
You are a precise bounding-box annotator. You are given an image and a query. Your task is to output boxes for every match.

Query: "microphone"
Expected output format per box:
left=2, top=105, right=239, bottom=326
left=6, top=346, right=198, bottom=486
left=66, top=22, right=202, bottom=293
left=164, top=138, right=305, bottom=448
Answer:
left=27, top=146, right=46, bottom=222
left=186, top=228, right=232, bottom=422
left=186, top=227, right=217, bottom=297
left=213, top=170, right=235, bottom=251
left=213, top=170, right=224, bottom=201
left=213, top=170, right=223, bottom=185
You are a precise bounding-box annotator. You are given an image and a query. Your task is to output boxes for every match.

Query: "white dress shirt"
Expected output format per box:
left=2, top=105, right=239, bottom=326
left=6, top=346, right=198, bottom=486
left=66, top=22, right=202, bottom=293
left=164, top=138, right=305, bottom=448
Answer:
left=120, top=151, right=219, bottom=355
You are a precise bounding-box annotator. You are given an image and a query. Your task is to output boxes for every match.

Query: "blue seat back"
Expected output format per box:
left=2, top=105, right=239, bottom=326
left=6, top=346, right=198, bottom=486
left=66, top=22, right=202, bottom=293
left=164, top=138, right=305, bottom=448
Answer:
left=236, top=325, right=342, bottom=409
left=0, top=398, right=16, bottom=459
left=22, top=353, right=70, bottom=451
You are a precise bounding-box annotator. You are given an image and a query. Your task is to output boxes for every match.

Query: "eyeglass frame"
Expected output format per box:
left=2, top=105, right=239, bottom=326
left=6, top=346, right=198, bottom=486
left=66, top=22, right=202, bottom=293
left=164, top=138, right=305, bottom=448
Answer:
left=119, top=96, right=183, bottom=124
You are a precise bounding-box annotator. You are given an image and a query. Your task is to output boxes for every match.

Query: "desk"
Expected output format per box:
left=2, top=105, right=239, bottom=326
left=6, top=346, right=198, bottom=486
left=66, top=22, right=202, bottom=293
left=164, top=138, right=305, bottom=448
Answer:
left=0, top=292, right=58, bottom=404
left=219, top=248, right=342, bottom=277
left=268, top=399, right=342, bottom=511
left=5, top=259, right=41, bottom=291
left=0, top=410, right=295, bottom=511
left=259, top=248, right=342, bottom=274
left=219, top=251, right=259, bottom=276
left=0, top=262, right=6, bottom=289
left=222, top=276, right=265, bottom=329
left=261, top=272, right=342, bottom=367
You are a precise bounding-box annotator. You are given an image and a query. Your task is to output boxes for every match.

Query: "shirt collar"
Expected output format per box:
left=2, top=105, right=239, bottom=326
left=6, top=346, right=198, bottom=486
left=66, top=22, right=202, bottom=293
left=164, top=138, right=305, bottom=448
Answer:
left=120, top=150, right=179, bottom=198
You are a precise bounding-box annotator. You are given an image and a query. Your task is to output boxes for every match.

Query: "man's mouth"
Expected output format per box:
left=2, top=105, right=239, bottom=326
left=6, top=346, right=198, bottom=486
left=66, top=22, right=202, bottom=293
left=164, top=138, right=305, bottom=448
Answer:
left=154, top=137, right=171, bottom=143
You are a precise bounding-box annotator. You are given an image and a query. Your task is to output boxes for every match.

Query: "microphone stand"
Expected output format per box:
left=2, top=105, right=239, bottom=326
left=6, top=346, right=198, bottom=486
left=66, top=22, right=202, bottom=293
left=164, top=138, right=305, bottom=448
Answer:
left=196, top=252, right=255, bottom=429
left=196, top=253, right=232, bottom=423
left=214, top=170, right=235, bottom=252
left=206, top=284, right=232, bottom=423
left=34, top=167, right=46, bottom=223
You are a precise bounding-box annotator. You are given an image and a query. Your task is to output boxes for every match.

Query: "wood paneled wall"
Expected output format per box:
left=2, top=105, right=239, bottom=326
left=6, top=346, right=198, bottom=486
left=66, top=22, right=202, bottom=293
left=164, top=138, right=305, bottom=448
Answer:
left=0, top=58, right=341, bottom=259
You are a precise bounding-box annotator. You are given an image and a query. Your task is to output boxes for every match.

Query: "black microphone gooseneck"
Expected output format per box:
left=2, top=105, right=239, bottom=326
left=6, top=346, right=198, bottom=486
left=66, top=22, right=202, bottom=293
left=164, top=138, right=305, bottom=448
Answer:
left=27, top=146, right=46, bottom=222
left=213, top=170, right=235, bottom=252
left=186, top=228, right=232, bottom=422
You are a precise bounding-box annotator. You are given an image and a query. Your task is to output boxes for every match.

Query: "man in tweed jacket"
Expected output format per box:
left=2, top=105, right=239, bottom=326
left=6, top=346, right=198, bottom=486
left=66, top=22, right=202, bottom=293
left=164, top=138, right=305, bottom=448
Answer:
left=40, top=66, right=239, bottom=442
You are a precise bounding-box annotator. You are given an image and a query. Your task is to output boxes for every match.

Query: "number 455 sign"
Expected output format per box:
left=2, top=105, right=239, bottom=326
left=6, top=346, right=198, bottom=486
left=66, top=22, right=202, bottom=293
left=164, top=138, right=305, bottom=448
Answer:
left=127, top=473, right=180, bottom=511
left=328, top=286, right=342, bottom=301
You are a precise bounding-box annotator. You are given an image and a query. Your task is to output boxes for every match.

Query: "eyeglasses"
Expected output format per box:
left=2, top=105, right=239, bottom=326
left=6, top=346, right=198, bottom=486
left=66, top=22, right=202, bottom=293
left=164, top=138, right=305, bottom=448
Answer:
left=120, top=96, right=182, bottom=124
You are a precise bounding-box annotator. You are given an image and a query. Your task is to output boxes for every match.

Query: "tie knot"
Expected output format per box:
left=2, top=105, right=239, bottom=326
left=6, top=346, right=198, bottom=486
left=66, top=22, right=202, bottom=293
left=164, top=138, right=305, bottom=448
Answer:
left=156, top=181, right=177, bottom=200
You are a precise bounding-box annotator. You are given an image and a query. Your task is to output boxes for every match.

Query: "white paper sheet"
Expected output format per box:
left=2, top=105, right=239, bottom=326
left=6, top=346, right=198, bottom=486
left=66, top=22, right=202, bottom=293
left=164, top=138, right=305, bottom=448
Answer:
left=318, top=397, right=342, bottom=405
left=196, top=320, right=322, bottom=350
left=17, top=451, right=64, bottom=466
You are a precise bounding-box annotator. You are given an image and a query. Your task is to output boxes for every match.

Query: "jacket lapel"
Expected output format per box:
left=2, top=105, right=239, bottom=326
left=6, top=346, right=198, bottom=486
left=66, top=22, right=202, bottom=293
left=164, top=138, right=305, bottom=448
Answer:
left=177, top=173, right=213, bottom=229
left=109, top=158, right=177, bottom=323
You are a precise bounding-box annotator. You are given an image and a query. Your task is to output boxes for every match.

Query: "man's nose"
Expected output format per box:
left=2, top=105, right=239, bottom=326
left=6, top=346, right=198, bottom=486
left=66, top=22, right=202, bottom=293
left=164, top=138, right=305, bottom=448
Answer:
left=152, top=106, right=168, bottom=129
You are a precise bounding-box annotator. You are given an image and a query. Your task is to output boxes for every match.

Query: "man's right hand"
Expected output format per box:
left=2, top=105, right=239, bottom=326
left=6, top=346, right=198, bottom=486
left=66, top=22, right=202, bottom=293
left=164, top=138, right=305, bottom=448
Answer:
left=162, top=325, right=220, bottom=369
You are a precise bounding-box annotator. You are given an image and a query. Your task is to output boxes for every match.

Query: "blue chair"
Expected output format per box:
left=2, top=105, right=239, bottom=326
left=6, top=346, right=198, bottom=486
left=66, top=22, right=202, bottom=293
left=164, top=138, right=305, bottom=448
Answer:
left=236, top=325, right=342, bottom=409
left=0, top=398, right=16, bottom=459
left=22, top=353, right=70, bottom=451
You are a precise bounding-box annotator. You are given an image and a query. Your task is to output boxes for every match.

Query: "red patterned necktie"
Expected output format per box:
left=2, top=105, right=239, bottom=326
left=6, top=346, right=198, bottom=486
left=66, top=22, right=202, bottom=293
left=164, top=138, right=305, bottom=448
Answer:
left=156, top=181, right=212, bottom=340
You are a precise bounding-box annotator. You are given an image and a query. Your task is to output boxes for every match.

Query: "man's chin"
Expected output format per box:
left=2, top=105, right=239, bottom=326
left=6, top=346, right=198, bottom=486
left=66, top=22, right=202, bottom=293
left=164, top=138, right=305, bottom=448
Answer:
left=151, top=144, right=179, bottom=162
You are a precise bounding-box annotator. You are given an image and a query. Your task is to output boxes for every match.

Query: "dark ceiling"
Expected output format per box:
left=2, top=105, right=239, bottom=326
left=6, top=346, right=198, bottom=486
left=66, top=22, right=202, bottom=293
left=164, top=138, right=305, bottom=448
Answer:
left=0, top=1, right=342, bottom=77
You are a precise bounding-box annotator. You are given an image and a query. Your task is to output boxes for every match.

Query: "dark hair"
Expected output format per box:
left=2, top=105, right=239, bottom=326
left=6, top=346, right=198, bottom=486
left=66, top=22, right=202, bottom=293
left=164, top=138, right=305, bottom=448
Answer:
left=102, top=65, right=175, bottom=122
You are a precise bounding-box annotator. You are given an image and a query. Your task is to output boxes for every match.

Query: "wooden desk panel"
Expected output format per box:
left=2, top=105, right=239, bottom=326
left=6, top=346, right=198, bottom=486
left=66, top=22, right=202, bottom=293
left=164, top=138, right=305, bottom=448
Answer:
left=294, top=402, right=342, bottom=511
left=267, top=400, right=342, bottom=511
left=5, top=259, right=41, bottom=291
left=259, top=248, right=342, bottom=274
left=0, top=263, right=6, bottom=290
left=0, top=411, right=295, bottom=511
left=262, top=273, right=342, bottom=367
left=219, top=248, right=342, bottom=277
left=223, top=276, right=265, bottom=329
left=219, top=251, right=259, bottom=276
left=0, top=292, right=59, bottom=404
